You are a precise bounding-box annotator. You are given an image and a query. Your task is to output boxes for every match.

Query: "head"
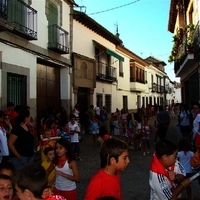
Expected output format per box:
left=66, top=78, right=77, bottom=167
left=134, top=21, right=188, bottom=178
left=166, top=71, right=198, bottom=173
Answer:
left=12, top=164, right=48, bottom=200
left=0, top=163, right=15, bottom=177
left=178, top=139, right=190, bottom=152
left=55, top=138, right=76, bottom=163
left=155, top=140, right=177, bottom=169
left=133, top=113, right=141, bottom=123
left=6, top=102, right=14, bottom=111
left=193, top=102, right=200, bottom=114
left=179, top=103, right=187, bottom=111
left=144, top=116, right=148, bottom=123
left=69, top=114, right=76, bottom=125
left=100, top=138, right=129, bottom=171
left=44, top=147, right=55, bottom=162
left=0, top=174, right=13, bottom=200
left=127, top=113, right=132, bottom=120
left=158, top=106, right=164, bottom=112
left=43, top=128, right=51, bottom=139
left=15, top=109, right=30, bottom=125
left=99, top=126, right=108, bottom=137
left=3, top=114, right=10, bottom=123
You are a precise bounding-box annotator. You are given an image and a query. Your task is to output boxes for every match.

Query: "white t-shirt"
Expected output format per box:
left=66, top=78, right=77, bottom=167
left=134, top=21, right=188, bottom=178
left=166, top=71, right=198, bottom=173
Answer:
left=94, top=106, right=100, bottom=116
left=68, top=121, right=80, bottom=143
left=0, top=127, right=9, bottom=156
left=149, top=161, right=186, bottom=200
left=193, top=114, right=200, bottom=138
left=178, top=151, right=194, bottom=173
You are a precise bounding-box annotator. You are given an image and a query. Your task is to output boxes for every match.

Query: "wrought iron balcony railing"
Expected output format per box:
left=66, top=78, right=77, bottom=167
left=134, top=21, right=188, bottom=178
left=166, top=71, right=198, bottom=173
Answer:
left=48, top=24, right=69, bottom=54
left=96, top=61, right=116, bottom=82
left=0, top=0, right=37, bottom=40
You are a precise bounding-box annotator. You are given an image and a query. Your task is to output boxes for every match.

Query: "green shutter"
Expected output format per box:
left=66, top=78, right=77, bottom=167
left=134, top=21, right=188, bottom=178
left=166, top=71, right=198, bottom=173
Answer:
left=48, top=2, right=58, bottom=45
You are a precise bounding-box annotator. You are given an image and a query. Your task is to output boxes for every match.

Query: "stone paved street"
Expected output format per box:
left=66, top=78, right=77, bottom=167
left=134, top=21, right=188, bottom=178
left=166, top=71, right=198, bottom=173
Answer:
left=76, top=117, right=200, bottom=200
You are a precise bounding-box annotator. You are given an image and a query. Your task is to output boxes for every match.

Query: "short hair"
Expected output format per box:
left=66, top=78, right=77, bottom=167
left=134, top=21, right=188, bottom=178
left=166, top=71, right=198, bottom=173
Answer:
left=43, top=146, right=54, bottom=156
left=0, top=174, right=11, bottom=182
left=155, top=140, right=177, bottom=159
left=100, top=138, right=128, bottom=168
left=12, top=164, right=48, bottom=198
left=7, top=102, right=14, bottom=108
left=0, top=162, right=15, bottom=174
left=178, top=139, right=190, bottom=152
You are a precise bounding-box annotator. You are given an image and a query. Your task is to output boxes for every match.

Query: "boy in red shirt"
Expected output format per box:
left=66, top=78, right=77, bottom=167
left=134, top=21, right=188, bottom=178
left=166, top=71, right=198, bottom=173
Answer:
left=84, top=138, right=130, bottom=200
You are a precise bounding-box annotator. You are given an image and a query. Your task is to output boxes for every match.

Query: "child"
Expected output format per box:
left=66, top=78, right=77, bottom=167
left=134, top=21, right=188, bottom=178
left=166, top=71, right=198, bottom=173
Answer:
left=60, top=122, right=71, bottom=142
left=133, top=113, right=142, bottom=152
left=41, top=147, right=56, bottom=189
left=177, top=139, right=194, bottom=198
left=68, top=115, right=81, bottom=161
left=53, top=138, right=80, bottom=200
left=109, top=113, right=115, bottom=135
left=113, top=115, right=120, bottom=138
left=0, top=174, right=13, bottom=200
left=12, top=164, right=66, bottom=200
left=0, top=162, right=15, bottom=177
left=90, top=115, right=99, bottom=146
left=84, top=138, right=130, bottom=200
left=141, top=116, right=152, bottom=156
left=126, top=113, right=134, bottom=149
left=149, top=140, right=192, bottom=200
left=38, top=128, right=58, bottom=162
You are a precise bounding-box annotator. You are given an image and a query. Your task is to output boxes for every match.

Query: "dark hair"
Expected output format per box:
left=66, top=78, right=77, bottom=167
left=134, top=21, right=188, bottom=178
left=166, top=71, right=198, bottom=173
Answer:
left=43, top=146, right=54, bottom=156
left=96, top=197, right=119, bottom=200
left=0, top=174, right=12, bottom=182
left=155, top=140, right=177, bottom=159
left=158, top=106, right=164, bottom=112
left=0, top=162, right=15, bottom=174
left=15, top=109, right=30, bottom=125
left=134, top=113, right=141, bottom=123
left=0, top=110, right=4, bottom=118
left=12, top=164, right=48, bottom=198
left=99, top=126, right=108, bottom=137
left=7, top=102, right=14, bottom=108
left=54, top=138, right=76, bottom=164
left=45, top=119, right=55, bottom=129
left=100, top=138, right=128, bottom=168
left=178, top=139, right=190, bottom=152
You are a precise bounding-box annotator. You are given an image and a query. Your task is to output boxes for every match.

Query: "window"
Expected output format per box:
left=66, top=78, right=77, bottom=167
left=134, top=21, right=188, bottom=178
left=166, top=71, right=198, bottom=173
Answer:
left=96, top=94, right=103, bottom=109
left=105, top=94, right=111, bottom=112
left=123, top=96, right=128, bottom=109
left=7, top=73, right=27, bottom=107
left=119, top=61, right=123, bottom=77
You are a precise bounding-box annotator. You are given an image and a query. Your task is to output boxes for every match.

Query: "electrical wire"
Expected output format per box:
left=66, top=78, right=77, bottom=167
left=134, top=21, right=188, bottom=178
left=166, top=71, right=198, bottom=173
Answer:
left=89, top=0, right=140, bottom=15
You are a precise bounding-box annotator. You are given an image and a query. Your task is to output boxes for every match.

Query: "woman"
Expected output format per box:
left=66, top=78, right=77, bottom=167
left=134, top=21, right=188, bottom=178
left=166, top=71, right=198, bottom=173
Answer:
left=8, top=109, right=35, bottom=170
left=178, top=103, right=191, bottom=140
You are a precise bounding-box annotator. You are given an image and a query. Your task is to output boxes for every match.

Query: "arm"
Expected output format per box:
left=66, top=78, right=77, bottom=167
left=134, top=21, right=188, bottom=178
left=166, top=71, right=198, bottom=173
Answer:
left=55, top=160, right=80, bottom=182
left=8, top=134, right=20, bottom=159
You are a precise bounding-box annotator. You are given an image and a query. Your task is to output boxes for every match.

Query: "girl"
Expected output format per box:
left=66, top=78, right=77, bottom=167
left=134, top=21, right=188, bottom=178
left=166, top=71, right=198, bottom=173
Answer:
left=133, top=113, right=142, bottom=151
left=90, top=115, right=99, bottom=146
left=177, top=139, right=194, bottom=199
left=141, top=116, right=152, bottom=156
left=53, top=138, right=80, bottom=200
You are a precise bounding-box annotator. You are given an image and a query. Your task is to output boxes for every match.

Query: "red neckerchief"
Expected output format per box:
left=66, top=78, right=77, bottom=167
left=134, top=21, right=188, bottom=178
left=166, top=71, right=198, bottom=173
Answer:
left=57, top=157, right=68, bottom=167
left=150, top=153, right=175, bottom=186
left=44, top=195, right=66, bottom=200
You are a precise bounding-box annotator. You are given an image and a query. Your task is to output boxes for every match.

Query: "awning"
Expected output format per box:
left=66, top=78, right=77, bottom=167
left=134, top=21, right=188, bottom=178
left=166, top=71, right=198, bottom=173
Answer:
left=156, top=74, right=163, bottom=78
left=106, top=49, right=124, bottom=62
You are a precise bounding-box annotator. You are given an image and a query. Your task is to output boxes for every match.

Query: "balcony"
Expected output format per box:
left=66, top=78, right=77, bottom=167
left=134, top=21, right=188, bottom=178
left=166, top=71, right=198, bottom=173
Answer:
left=193, top=21, right=200, bottom=62
left=0, top=0, right=37, bottom=40
left=48, top=24, right=69, bottom=54
left=96, top=61, right=116, bottom=82
left=130, top=78, right=146, bottom=92
left=152, top=83, right=157, bottom=92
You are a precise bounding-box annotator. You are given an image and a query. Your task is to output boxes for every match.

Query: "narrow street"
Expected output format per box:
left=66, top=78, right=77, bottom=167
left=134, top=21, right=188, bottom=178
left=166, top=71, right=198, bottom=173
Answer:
left=76, top=117, right=200, bottom=200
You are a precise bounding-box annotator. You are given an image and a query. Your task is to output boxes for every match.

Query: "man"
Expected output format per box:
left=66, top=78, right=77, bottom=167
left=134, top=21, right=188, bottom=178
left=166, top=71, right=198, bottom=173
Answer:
left=157, top=106, right=170, bottom=141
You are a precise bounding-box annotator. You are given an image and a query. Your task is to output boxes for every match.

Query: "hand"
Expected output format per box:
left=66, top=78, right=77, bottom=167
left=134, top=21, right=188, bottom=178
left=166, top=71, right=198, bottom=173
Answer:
left=168, top=171, right=176, bottom=181
left=181, top=178, right=192, bottom=188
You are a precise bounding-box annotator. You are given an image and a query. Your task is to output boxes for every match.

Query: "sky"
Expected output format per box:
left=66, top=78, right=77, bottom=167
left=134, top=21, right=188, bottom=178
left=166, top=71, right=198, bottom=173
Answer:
left=75, top=0, right=180, bottom=82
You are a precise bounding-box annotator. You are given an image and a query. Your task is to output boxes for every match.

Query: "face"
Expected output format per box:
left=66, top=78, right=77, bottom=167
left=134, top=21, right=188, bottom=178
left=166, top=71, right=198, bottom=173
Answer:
left=163, top=151, right=178, bottom=168
left=0, top=179, right=13, bottom=200
left=46, top=150, right=55, bottom=162
left=193, top=105, right=200, bottom=114
left=0, top=169, right=13, bottom=177
left=44, top=131, right=51, bottom=139
left=55, top=143, right=67, bottom=158
left=113, top=150, right=130, bottom=171
left=14, top=185, right=27, bottom=200
left=70, top=118, right=76, bottom=124
left=3, top=116, right=10, bottom=123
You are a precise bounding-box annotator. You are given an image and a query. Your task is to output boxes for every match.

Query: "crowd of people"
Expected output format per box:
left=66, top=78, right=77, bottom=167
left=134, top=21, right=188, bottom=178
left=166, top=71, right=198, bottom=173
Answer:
left=1, top=101, right=200, bottom=199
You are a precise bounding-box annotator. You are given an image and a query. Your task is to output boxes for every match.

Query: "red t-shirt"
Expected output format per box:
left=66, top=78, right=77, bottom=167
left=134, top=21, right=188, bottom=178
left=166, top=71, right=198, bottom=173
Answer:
left=84, top=169, right=122, bottom=200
